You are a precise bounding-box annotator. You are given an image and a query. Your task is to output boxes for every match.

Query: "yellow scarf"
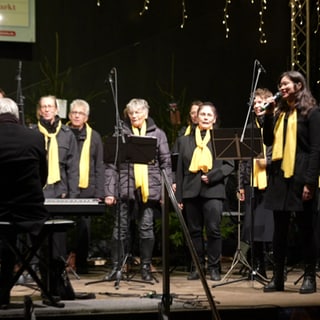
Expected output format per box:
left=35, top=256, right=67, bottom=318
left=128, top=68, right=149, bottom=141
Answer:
left=252, top=157, right=267, bottom=190
left=272, top=109, right=297, bottom=178
left=189, top=126, right=213, bottom=173
left=79, top=123, right=92, bottom=188
left=252, top=118, right=267, bottom=189
left=38, top=120, right=62, bottom=184
left=184, top=124, right=192, bottom=136
left=132, top=121, right=149, bottom=203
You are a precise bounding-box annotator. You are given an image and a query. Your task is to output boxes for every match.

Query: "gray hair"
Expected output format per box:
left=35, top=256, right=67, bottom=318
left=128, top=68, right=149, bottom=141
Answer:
left=0, top=98, right=19, bottom=119
left=124, top=98, right=149, bottom=116
left=70, top=99, right=90, bottom=116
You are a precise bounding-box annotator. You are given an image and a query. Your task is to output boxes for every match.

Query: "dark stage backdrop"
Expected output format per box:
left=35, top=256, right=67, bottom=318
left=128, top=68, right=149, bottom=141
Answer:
left=0, top=0, right=318, bottom=142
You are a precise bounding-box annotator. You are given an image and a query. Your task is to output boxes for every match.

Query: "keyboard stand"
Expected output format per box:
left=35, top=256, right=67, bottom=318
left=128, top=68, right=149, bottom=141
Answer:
left=0, top=220, right=75, bottom=308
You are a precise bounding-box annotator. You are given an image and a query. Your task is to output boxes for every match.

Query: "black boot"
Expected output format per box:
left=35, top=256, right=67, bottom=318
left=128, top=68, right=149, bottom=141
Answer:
left=141, top=264, right=152, bottom=281
left=299, top=264, right=316, bottom=294
left=209, top=266, right=221, bottom=281
left=105, top=240, right=125, bottom=280
left=253, top=242, right=267, bottom=279
left=187, top=263, right=205, bottom=280
left=140, top=239, right=154, bottom=281
left=263, top=263, right=284, bottom=292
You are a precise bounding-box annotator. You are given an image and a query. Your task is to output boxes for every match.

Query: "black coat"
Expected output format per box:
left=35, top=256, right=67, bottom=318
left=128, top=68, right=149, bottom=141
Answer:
left=0, top=120, right=49, bottom=235
left=263, top=107, right=320, bottom=211
left=175, top=130, right=234, bottom=203
left=70, top=126, right=105, bottom=198
left=32, top=119, right=80, bottom=199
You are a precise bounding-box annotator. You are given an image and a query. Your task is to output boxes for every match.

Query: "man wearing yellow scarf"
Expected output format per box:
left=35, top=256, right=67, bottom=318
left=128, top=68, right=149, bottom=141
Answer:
left=67, top=99, right=105, bottom=274
left=32, top=95, right=79, bottom=297
left=175, top=102, right=234, bottom=281
left=104, top=98, right=172, bottom=282
left=262, top=71, right=320, bottom=295
left=34, top=95, right=79, bottom=200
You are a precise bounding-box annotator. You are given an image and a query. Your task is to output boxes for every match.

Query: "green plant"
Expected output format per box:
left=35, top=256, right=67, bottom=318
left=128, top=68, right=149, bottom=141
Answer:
left=220, top=216, right=237, bottom=240
left=155, top=212, right=184, bottom=248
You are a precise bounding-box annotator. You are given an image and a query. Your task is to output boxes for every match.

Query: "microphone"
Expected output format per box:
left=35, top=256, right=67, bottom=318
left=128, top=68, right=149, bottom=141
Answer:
left=108, top=68, right=115, bottom=83
left=16, top=60, right=22, bottom=81
left=104, top=67, right=116, bottom=84
left=261, top=92, right=282, bottom=110
left=255, top=59, right=266, bottom=74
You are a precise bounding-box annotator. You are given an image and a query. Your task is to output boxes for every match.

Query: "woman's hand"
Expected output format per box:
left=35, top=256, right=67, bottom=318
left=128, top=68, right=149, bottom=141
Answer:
left=237, top=189, right=245, bottom=202
left=201, top=174, right=209, bottom=184
left=105, top=196, right=116, bottom=206
left=255, top=158, right=267, bottom=169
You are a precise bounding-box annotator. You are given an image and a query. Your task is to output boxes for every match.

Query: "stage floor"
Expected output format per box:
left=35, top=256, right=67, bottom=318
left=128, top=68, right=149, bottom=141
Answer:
left=1, top=259, right=320, bottom=320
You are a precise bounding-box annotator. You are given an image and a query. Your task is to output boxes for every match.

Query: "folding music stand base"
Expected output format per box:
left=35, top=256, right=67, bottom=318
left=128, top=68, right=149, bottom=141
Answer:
left=211, top=128, right=267, bottom=288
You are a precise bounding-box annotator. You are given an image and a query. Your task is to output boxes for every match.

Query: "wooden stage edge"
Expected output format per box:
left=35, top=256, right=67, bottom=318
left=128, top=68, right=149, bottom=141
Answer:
left=1, top=259, right=320, bottom=320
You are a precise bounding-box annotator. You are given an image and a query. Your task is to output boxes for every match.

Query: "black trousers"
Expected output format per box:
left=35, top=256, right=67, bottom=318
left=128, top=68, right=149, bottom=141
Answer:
left=184, top=197, right=223, bottom=270
left=273, top=201, right=316, bottom=267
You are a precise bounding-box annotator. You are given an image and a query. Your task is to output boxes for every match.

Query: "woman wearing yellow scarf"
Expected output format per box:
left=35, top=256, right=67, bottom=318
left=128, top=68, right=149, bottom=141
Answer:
left=175, top=102, right=234, bottom=281
left=262, top=71, right=320, bottom=294
left=104, top=98, right=172, bottom=282
left=239, top=88, right=274, bottom=281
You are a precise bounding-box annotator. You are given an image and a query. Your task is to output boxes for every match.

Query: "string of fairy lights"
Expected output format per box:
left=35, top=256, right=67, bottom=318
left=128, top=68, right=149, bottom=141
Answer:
left=96, top=0, right=320, bottom=84
left=315, top=0, right=320, bottom=34
left=139, top=0, right=188, bottom=28
left=223, top=0, right=267, bottom=44
left=96, top=0, right=320, bottom=37
left=138, top=0, right=320, bottom=44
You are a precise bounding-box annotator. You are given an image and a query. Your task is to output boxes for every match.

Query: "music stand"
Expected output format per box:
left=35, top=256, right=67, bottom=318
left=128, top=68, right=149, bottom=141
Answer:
left=103, top=135, right=157, bottom=165
left=211, top=128, right=265, bottom=288
left=86, top=135, right=157, bottom=289
left=212, top=127, right=262, bottom=160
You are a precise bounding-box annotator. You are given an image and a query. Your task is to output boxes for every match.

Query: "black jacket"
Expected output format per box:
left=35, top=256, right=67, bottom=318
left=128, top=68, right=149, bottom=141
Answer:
left=32, top=117, right=80, bottom=198
left=263, top=106, right=320, bottom=211
left=0, top=117, right=49, bottom=234
left=175, top=129, right=234, bottom=203
left=70, top=125, right=105, bottom=198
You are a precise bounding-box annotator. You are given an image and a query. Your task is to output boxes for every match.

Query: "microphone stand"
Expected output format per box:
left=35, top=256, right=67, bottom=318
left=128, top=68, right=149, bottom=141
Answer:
left=108, top=67, right=126, bottom=289
left=16, top=60, right=25, bottom=126
left=240, top=60, right=267, bottom=285
left=215, top=60, right=268, bottom=289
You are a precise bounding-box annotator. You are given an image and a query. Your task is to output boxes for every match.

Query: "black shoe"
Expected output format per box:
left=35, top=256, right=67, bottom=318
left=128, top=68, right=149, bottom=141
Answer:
left=141, top=264, right=152, bottom=281
left=299, top=276, right=316, bottom=294
left=263, top=277, right=284, bottom=292
left=210, top=269, right=221, bottom=281
left=187, top=271, right=200, bottom=280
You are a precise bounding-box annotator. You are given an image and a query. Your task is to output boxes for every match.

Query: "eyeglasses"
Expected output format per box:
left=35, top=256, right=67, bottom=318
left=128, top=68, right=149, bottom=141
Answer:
left=70, top=111, right=86, bottom=116
left=40, top=104, right=56, bottom=110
